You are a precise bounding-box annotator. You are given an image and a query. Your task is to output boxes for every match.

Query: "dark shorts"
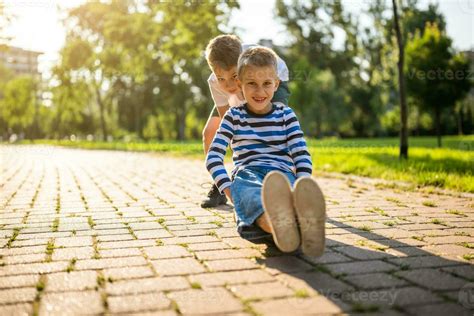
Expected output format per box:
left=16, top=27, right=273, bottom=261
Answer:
left=210, top=81, right=290, bottom=117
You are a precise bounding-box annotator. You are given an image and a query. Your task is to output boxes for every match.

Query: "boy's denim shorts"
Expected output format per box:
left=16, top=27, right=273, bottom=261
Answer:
left=230, top=166, right=296, bottom=237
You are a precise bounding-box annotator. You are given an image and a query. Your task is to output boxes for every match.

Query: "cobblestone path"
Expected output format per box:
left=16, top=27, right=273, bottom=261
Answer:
left=0, top=145, right=473, bottom=315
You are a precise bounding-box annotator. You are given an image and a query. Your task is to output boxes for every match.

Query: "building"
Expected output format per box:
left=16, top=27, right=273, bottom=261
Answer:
left=0, top=45, right=42, bottom=78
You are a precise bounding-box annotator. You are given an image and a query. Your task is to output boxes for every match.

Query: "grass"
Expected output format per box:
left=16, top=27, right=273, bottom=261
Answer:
left=422, top=200, right=437, bottom=207
left=14, top=135, right=474, bottom=192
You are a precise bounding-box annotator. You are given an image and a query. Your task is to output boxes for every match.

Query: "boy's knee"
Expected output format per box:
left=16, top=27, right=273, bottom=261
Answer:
left=202, top=125, right=216, bottom=143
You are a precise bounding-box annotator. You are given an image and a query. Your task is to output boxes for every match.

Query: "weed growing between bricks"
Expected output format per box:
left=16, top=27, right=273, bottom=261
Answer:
left=32, top=275, right=47, bottom=316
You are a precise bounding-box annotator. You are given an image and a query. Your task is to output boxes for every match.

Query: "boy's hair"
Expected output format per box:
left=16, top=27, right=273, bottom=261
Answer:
left=237, top=46, right=278, bottom=79
left=205, top=35, right=242, bottom=71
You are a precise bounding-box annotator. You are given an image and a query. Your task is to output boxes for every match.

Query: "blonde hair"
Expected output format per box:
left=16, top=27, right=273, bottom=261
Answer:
left=237, top=46, right=278, bottom=79
left=205, top=34, right=242, bottom=71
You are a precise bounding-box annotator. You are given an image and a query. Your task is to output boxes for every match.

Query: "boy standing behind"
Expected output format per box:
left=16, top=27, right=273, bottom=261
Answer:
left=201, top=34, right=290, bottom=208
left=205, top=47, right=326, bottom=257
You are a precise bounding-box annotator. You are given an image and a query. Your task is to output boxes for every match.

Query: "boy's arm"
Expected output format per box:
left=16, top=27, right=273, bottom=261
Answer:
left=284, top=108, right=313, bottom=178
left=216, top=105, right=230, bottom=118
left=205, top=110, right=235, bottom=197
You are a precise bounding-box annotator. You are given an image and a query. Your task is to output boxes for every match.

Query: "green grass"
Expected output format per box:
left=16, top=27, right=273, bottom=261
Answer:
left=13, top=135, right=474, bottom=192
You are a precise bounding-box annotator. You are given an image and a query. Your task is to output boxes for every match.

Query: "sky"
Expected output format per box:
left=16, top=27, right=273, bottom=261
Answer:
left=3, top=0, right=474, bottom=79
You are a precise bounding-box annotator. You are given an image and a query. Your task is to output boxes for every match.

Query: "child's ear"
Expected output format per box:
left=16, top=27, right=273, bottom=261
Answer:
left=274, top=79, right=280, bottom=91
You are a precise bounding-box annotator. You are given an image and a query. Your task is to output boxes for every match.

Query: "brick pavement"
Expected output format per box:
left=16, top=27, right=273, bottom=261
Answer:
left=0, top=145, right=473, bottom=315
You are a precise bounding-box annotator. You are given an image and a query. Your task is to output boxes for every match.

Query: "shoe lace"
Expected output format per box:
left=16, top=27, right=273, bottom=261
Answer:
left=200, top=182, right=217, bottom=197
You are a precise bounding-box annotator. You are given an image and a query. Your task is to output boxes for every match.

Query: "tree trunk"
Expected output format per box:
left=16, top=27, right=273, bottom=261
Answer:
left=392, top=0, right=408, bottom=160
left=467, top=105, right=473, bottom=134
left=457, top=106, right=464, bottom=135
left=435, top=106, right=442, bottom=147
left=95, top=87, right=108, bottom=141
left=175, top=110, right=185, bottom=141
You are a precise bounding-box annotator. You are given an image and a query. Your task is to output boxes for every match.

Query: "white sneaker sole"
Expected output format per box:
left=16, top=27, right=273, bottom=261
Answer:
left=261, top=171, right=300, bottom=253
left=293, top=177, right=326, bottom=257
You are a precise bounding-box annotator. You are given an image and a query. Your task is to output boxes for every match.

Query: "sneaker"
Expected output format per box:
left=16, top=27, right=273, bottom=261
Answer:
left=261, top=171, right=300, bottom=253
left=201, top=184, right=227, bottom=208
left=238, top=224, right=272, bottom=241
left=293, top=177, right=326, bottom=257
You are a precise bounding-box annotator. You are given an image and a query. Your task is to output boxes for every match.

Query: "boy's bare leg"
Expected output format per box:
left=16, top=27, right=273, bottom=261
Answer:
left=201, top=112, right=227, bottom=208
left=256, top=214, right=272, bottom=233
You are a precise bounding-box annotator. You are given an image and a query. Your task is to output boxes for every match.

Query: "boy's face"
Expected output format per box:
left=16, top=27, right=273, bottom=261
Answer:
left=214, top=66, right=240, bottom=95
left=238, top=65, right=279, bottom=115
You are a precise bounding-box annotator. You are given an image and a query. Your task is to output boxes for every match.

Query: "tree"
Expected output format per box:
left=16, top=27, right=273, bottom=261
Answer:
left=392, top=0, right=409, bottom=159
left=0, top=76, right=38, bottom=138
left=53, top=0, right=237, bottom=141
left=406, top=23, right=471, bottom=147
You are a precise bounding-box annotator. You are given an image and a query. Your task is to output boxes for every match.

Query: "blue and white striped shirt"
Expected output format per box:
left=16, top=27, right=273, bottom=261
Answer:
left=206, top=103, right=313, bottom=193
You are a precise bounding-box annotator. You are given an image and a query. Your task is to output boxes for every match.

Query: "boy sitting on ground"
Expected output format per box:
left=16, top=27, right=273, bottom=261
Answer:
left=201, top=34, right=290, bottom=208
left=205, top=46, right=326, bottom=256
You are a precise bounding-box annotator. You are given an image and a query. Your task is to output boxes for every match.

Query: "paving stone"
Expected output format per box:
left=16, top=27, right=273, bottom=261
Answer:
left=441, top=265, right=474, bottom=281
left=0, top=274, right=40, bottom=289
left=186, top=241, right=231, bottom=251
left=54, top=236, right=93, bottom=247
left=335, top=245, right=392, bottom=260
left=0, top=287, right=37, bottom=304
left=103, top=266, right=155, bottom=280
left=188, top=270, right=274, bottom=287
left=342, top=272, right=409, bottom=290
left=143, top=246, right=192, bottom=259
left=387, top=255, right=465, bottom=269
left=300, top=251, right=352, bottom=264
left=2, top=253, right=45, bottom=265
left=51, top=246, right=94, bottom=261
left=406, top=303, right=472, bottom=316
left=395, top=268, right=468, bottom=290
left=326, top=260, right=397, bottom=275
left=0, top=303, right=33, bottom=315
left=39, top=291, right=104, bottom=315
left=75, top=256, right=148, bottom=270
left=229, top=281, right=294, bottom=300
left=194, top=248, right=261, bottom=260
left=46, top=271, right=97, bottom=292
left=205, top=258, right=259, bottom=272
left=277, top=271, right=354, bottom=297
left=169, top=287, right=243, bottom=314
left=105, top=276, right=189, bottom=295
left=134, top=229, right=173, bottom=239
left=2, top=146, right=473, bottom=315
left=152, top=258, right=206, bottom=276
left=259, top=256, right=314, bottom=275
left=345, top=286, right=442, bottom=307
left=108, top=292, right=171, bottom=313
left=0, top=262, right=68, bottom=277
left=99, top=247, right=143, bottom=258
left=251, top=296, right=351, bottom=315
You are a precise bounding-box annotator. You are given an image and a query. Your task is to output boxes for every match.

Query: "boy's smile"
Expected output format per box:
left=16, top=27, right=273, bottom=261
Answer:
left=239, top=65, right=279, bottom=115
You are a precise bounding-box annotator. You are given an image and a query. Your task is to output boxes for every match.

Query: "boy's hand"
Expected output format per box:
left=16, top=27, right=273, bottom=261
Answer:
left=223, top=187, right=233, bottom=203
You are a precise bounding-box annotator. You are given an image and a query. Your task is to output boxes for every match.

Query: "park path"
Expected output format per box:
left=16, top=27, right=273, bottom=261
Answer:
left=0, top=145, right=473, bottom=315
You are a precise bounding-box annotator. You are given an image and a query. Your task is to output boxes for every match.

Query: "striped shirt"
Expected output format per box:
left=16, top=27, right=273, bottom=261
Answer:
left=206, top=103, right=313, bottom=193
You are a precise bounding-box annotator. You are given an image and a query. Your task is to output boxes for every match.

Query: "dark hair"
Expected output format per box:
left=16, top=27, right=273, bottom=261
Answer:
left=205, top=34, right=242, bottom=71
left=237, top=46, right=278, bottom=79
